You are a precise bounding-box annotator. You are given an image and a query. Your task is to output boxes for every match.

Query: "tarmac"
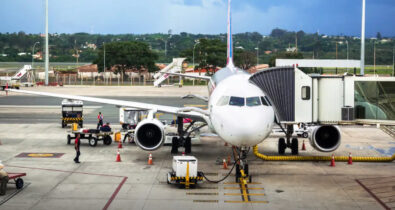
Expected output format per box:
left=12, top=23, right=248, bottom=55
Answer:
left=0, top=86, right=394, bottom=210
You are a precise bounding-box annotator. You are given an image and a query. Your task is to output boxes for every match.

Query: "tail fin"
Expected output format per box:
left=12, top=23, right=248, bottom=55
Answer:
left=226, top=0, right=234, bottom=67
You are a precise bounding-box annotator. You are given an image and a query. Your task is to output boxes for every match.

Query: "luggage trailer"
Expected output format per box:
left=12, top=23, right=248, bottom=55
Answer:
left=67, top=129, right=113, bottom=147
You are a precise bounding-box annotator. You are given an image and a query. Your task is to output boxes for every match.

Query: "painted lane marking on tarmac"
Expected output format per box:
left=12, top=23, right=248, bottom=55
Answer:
left=5, top=165, right=127, bottom=210
left=15, top=153, right=64, bottom=158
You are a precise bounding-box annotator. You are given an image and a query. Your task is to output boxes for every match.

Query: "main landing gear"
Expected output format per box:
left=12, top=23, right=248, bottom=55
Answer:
left=171, top=117, right=205, bottom=155
left=233, top=146, right=252, bottom=183
left=278, top=124, right=299, bottom=155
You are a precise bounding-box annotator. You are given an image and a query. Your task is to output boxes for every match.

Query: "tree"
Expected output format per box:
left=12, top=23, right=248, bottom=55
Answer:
left=376, top=32, right=382, bottom=40
left=181, top=38, right=226, bottom=75
left=234, top=50, right=256, bottom=70
left=93, top=41, right=158, bottom=82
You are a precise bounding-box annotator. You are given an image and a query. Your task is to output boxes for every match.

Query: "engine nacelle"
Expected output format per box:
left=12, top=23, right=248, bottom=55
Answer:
left=308, top=125, right=341, bottom=152
left=134, top=118, right=165, bottom=151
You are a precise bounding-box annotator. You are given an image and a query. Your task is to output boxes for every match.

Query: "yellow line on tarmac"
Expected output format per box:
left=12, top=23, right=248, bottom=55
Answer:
left=224, top=187, right=264, bottom=190
left=223, top=182, right=262, bottom=185
left=225, top=200, right=268, bottom=203
left=224, top=193, right=265, bottom=196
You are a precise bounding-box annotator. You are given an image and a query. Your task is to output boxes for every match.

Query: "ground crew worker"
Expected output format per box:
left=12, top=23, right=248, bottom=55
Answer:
left=74, top=134, right=81, bottom=163
left=0, top=163, right=9, bottom=196
left=97, top=112, right=103, bottom=129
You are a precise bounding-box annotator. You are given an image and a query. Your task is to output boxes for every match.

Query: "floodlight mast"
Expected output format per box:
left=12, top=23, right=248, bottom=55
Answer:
left=360, top=0, right=365, bottom=75
left=44, top=0, right=49, bottom=85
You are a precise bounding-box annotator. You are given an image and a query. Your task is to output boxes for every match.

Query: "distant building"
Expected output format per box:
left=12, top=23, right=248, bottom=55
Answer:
left=286, top=47, right=297, bottom=52
left=33, top=52, right=43, bottom=60
left=17, top=52, right=27, bottom=56
left=264, top=50, right=272, bottom=55
left=1, top=54, right=7, bottom=57
left=248, top=64, right=269, bottom=74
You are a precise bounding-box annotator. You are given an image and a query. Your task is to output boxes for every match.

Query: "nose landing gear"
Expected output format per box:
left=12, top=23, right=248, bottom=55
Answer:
left=171, top=117, right=206, bottom=155
left=233, top=146, right=252, bottom=183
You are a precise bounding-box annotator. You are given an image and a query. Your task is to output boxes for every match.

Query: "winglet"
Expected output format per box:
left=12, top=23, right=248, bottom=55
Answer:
left=226, top=0, right=234, bottom=68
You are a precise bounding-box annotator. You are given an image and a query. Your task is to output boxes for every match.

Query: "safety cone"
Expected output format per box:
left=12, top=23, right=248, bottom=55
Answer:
left=116, top=150, right=121, bottom=162
left=148, top=153, right=153, bottom=165
left=330, top=154, right=335, bottom=167
left=301, top=140, right=306, bottom=151
left=348, top=153, right=353, bottom=165
left=222, top=159, right=228, bottom=169
left=118, top=140, right=123, bottom=149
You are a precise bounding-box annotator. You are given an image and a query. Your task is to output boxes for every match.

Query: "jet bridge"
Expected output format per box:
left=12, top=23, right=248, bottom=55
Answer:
left=249, top=66, right=312, bottom=123
left=249, top=66, right=395, bottom=124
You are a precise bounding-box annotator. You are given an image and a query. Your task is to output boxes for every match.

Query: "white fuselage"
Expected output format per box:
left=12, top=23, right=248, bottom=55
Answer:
left=207, top=66, right=275, bottom=147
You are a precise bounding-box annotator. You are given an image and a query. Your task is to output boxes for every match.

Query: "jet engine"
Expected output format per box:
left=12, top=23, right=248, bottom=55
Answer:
left=134, top=118, right=165, bottom=151
left=308, top=125, right=341, bottom=152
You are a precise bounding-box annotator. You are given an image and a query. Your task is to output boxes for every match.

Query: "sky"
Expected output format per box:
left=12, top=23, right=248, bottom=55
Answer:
left=0, top=0, right=394, bottom=37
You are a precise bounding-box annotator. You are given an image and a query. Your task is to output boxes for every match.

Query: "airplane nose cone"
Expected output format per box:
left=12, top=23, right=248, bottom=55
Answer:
left=212, top=107, right=274, bottom=146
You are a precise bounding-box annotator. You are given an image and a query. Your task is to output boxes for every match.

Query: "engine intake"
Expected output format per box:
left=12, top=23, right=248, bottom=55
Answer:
left=309, top=125, right=341, bottom=152
left=134, top=118, right=165, bottom=151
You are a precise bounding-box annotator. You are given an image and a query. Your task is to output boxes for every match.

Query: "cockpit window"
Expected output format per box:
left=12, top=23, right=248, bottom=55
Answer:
left=246, top=97, right=261, bottom=107
left=216, top=96, right=230, bottom=106
left=261, top=96, right=272, bottom=106
left=229, top=96, right=245, bottom=106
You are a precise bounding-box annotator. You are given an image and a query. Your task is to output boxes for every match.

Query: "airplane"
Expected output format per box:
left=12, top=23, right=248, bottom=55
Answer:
left=8, top=0, right=341, bottom=180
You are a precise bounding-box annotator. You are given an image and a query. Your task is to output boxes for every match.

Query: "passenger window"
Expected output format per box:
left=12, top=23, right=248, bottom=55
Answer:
left=229, top=96, right=245, bottom=106
left=302, top=86, right=311, bottom=100
left=216, top=96, right=230, bottom=106
left=246, top=97, right=261, bottom=107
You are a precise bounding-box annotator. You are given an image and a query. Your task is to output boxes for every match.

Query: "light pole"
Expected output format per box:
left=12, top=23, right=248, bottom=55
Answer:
left=44, top=0, right=49, bottom=85
left=360, top=0, right=366, bottom=75
left=374, top=41, right=376, bottom=75
left=192, top=40, right=200, bottom=69
left=32, top=42, right=40, bottom=69
left=346, top=40, right=349, bottom=72
left=103, top=42, right=106, bottom=85
left=255, top=47, right=259, bottom=66
left=392, top=46, right=394, bottom=77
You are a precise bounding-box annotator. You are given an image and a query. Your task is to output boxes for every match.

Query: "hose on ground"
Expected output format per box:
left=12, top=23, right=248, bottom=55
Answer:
left=253, top=146, right=395, bottom=162
left=201, top=159, right=239, bottom=183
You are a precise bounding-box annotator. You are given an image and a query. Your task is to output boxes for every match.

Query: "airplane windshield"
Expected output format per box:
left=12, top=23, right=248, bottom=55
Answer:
left=229, top=96, right=245, bottom=106
left=246, top=97, right=261, bottom=107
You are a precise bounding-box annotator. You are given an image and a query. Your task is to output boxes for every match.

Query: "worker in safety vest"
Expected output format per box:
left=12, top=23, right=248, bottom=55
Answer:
left=74, top=134, right=81, bottom=163
left=97, top=112, right=103, bottom=129
left=0, top=163, right=9, bottom=196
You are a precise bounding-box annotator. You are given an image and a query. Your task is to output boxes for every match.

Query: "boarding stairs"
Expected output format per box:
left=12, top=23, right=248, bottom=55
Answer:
left=154, top=58, right=186, bottom=87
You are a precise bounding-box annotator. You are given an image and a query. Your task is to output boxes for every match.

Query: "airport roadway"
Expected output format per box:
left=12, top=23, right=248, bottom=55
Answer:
left=0, top=92, right=395, bottom=210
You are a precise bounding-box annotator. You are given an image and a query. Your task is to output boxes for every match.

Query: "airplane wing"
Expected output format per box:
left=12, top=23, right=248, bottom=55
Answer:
left=161, top=72, right=211, bottom=80
left=8, top=89, right=210, bottom=122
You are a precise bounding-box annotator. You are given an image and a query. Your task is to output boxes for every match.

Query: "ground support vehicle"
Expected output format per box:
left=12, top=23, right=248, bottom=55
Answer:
left=61, top=99, right=83, bottom=128
left=67, top=129, right=113, bottom=147
left=167, top=156, right=204, bottom=189
left=7, top=172, right=26, bottom=190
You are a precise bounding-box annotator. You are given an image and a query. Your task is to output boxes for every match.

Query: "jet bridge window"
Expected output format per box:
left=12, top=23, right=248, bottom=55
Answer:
left=246, top=97, right=261, bottom=107
left=302, top=86, right=311, bottom=100
left=229, top=96, right=245, bottom=106
left=216, top=96, right=230, bottom=106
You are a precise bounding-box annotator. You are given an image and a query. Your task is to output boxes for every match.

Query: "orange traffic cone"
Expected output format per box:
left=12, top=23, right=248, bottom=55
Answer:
left=222, top=159, right=228, bottom=169
left=148, top=153, right=153, bottom=165
left=116, top=150, right=121, bottom=162
left=348, top=153, right=353, bottom=165
left=118, top=140, right=123, bottom=149
left=301, top=140, right=306, bottom=151
left=330, top=154, right=335, bottom=167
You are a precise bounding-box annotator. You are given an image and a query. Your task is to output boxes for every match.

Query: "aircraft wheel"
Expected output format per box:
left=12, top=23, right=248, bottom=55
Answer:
left=278, top=138, right=286, bottom=154
left=171, top=137, right=179, bottom=154
left=291, top=138, right=299, bottom=155
left=302, top=132, right=308, bottom=138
